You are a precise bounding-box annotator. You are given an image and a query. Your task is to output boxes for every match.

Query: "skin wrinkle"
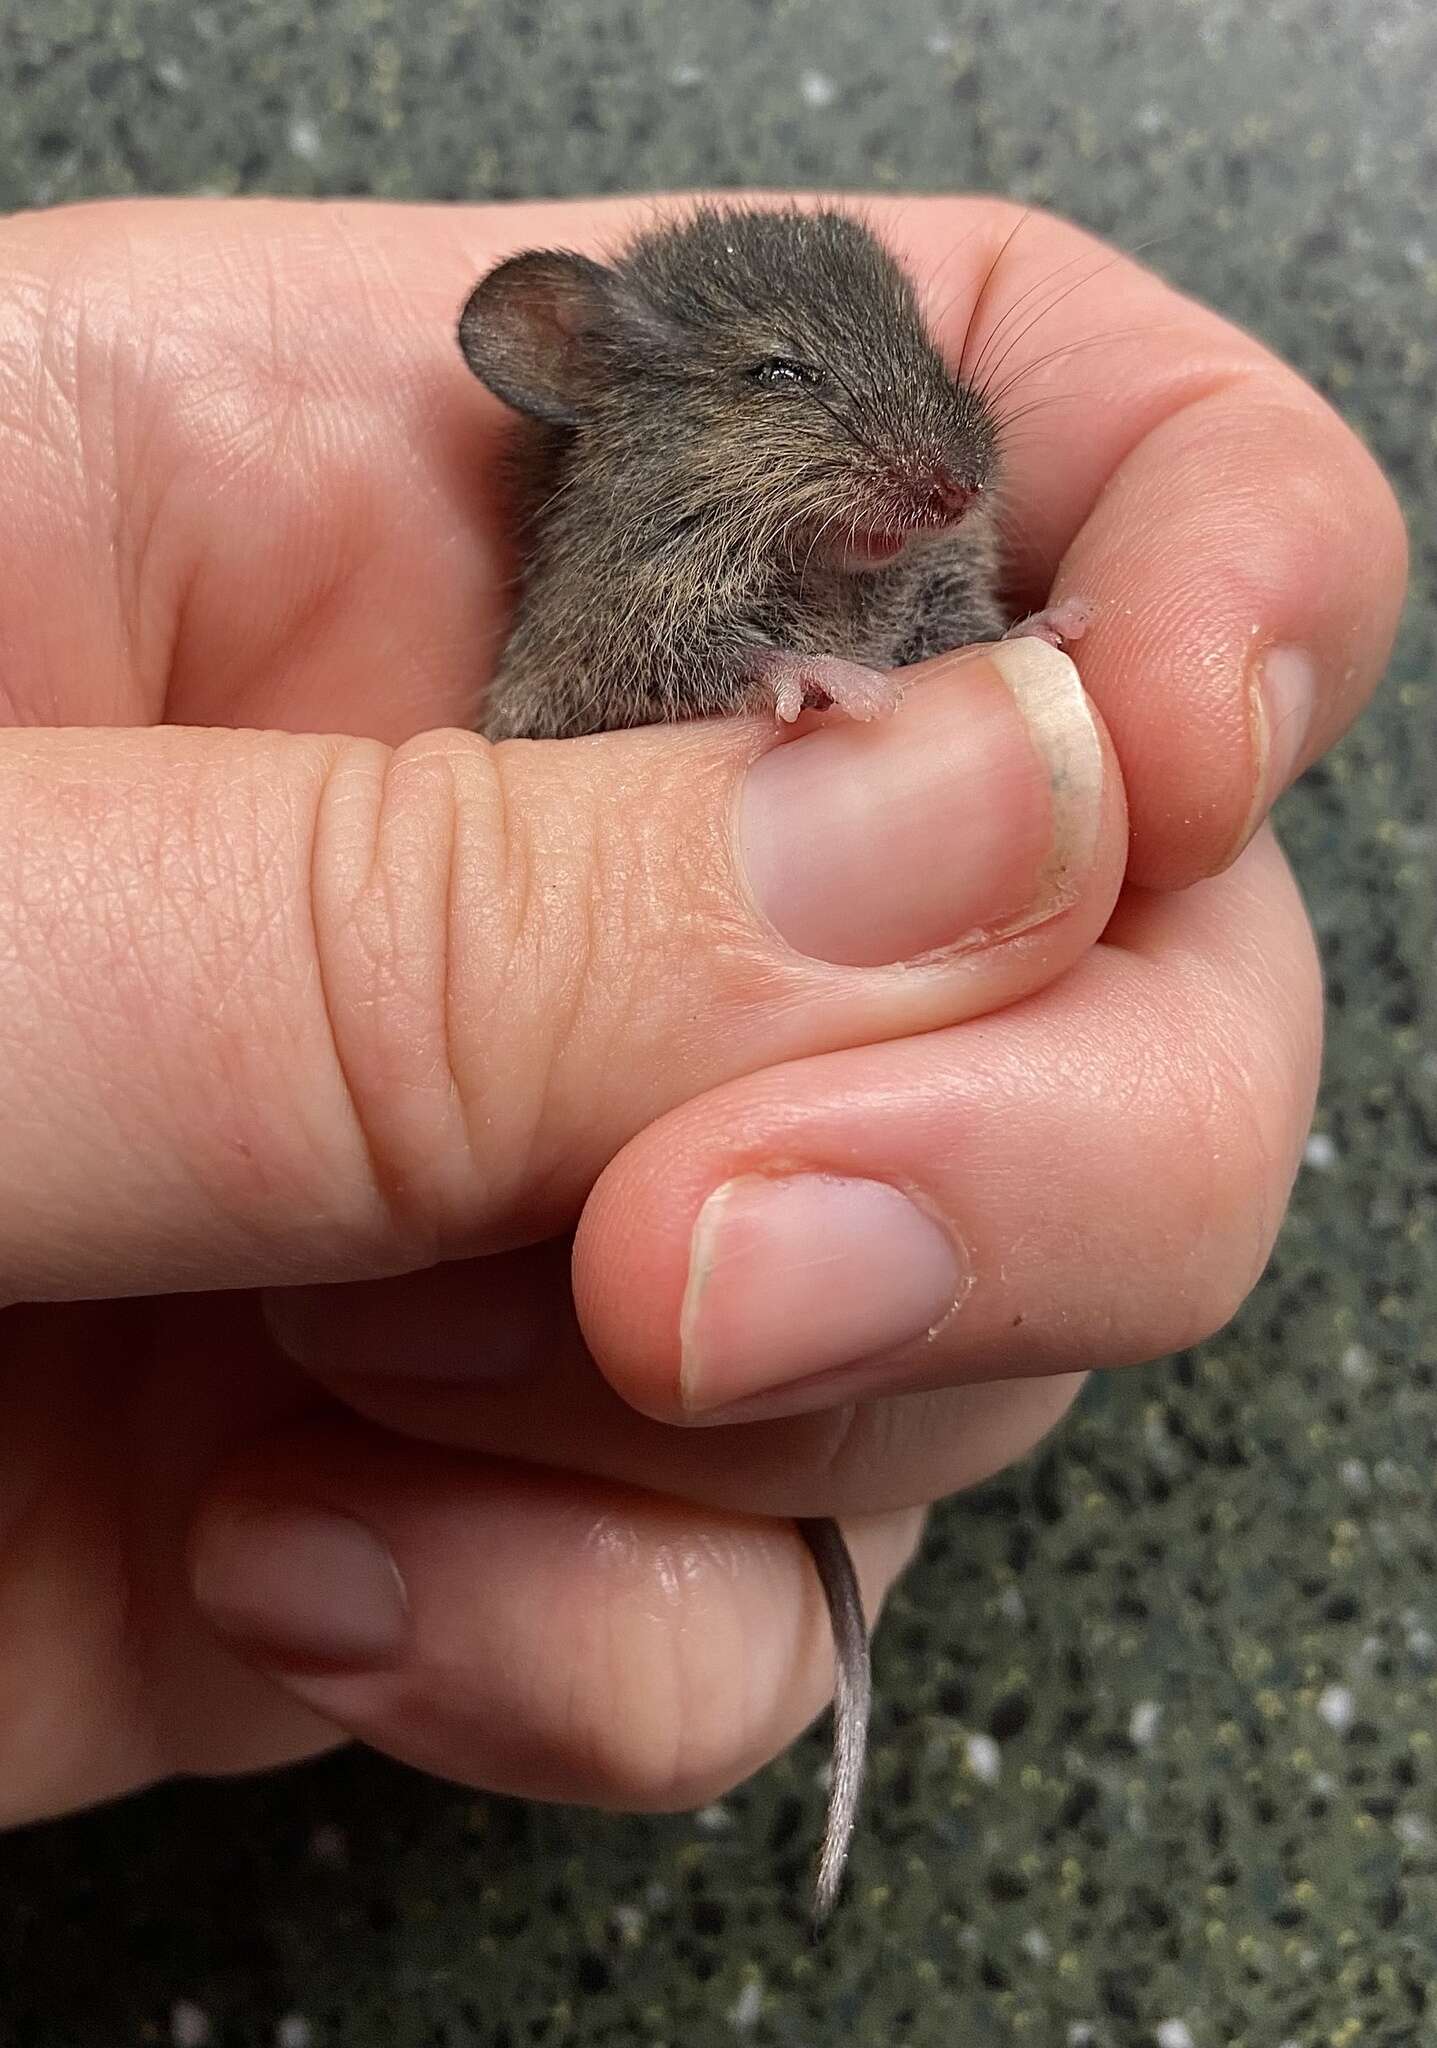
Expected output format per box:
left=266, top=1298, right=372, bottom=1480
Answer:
left=568, top=762, right=714, bottom=1109
left=146, top=284, right=416, bottom=728
left=0, top=261, right=112, bottom=725
left=436, top=743, right=470, bottom=1149
left=99, top=232, right=204, bottom=723
left=115, top=326, right=189, bottom=713
left=624, top=1532, right=756, bottom=1809
left=469, top=742, right=587, bottom=1234
left=490, top=739, right=743, bottom=1213
left=192, top=781, right=326, bottom=1223
left=35, top=766, right=172, bottom=1107
left=571, top=1510, right=690, bottom=1807
left=385, top=744, right=488, bottom=1204
left=305, top=739, right=425, bottom=1262
left=1181, top=986, right=1308, bottom=1306
left=304, top=729, right=619, bottom=1261
left=33, top=241, right=83, bottom=464
left=359, top=740, right=478, bottom=1252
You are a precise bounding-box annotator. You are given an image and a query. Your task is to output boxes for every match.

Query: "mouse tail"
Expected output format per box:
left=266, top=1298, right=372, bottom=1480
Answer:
left=796, top=1515, right=872, bottom=1927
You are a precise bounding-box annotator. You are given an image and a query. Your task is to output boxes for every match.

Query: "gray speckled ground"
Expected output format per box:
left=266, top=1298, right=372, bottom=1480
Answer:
left=1, top=2, right=1435, bottom=2044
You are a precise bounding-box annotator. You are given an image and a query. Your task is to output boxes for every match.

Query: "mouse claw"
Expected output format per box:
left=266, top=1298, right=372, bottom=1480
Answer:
left=759, top=653, right=905, bottom=726
left=1004, top=597, right=1096, bottom=651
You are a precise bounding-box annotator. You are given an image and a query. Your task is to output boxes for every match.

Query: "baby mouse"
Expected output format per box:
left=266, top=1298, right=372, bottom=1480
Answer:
left=455, top=201, right=1089, bottom=1922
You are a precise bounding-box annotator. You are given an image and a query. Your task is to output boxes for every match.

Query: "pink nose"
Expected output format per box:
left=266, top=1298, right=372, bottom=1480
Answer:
left=929, top=469, right=978, bottom=521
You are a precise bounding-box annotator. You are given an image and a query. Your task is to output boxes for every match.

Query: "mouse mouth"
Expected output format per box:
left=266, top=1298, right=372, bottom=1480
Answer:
left=826, top=507, right=970, bottom=572
left=838, top=527, right=914, bottom=567
left=816, top=472, right=983, bottom=574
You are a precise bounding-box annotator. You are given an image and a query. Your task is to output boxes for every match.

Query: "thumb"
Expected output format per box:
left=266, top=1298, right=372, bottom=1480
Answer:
left=0, top=647, right=1120, bottom=1303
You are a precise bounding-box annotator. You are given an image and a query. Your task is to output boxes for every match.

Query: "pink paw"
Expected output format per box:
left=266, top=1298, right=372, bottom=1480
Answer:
left=1005, top=597, right=1096, bottom=650
left=763, top=653, right=905, bottom=725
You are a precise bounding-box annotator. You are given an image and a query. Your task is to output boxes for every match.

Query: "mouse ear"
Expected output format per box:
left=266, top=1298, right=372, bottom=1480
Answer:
left=457, top=250, right=660, bottom=425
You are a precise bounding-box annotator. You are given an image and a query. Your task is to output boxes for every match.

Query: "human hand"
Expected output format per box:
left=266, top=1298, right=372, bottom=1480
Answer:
left=0, top=196, right=1403, bottom=1829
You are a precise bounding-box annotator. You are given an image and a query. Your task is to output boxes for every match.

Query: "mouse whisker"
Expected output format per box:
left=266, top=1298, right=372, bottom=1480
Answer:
left=918, top=219, right=988, bottom=335
left=991, top=394, right=1094, bottom=435
left=807, top=383, right=886, bottom=464
left=796, top=504, right=852, bottom=588
left=971, top=249, right=1140, bottom=403
left=966, top=229, right=1157, bottom=383
left=794, top=510, right=837, bottom=588
left=982, top=326, right=1154, bottom=414
left=961, top=243, right=1103, bottom=388
left=952, top=209, right=1034, bottom=384
left=961, top=223, right=1184, bottom=395
left=821, top=354, right=897, bottom=445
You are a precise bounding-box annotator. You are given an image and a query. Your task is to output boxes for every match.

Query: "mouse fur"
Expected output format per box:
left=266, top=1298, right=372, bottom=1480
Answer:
left=458, top=202, right=1007, bottom=739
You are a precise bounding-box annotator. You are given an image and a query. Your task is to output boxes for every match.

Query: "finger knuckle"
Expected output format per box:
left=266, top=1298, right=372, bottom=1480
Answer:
left=556, top=1513, right=801, bottom=1812
left=307, top=732, right=616, bottom=1254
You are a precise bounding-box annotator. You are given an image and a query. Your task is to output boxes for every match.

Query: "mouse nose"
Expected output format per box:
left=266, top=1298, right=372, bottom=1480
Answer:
left=926, top=466, right=979, bottom=522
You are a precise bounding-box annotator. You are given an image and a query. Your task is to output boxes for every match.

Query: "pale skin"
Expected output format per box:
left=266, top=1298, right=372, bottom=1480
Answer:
left=0, top=195, right=1406, bottom=1832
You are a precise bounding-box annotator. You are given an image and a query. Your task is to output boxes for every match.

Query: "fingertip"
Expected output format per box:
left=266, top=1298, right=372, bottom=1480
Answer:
left=188, top=1419, right=921, bottom=1815
left=1053, top=387, right=1407, bottom=889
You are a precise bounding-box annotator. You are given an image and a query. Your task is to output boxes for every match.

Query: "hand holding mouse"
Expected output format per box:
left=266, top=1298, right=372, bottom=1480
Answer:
left=0, top=197, right=1403, bottom=1849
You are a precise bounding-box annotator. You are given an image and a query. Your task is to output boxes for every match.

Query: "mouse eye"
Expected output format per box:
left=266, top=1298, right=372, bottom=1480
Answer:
left=750, top=356, right=823, bottom=390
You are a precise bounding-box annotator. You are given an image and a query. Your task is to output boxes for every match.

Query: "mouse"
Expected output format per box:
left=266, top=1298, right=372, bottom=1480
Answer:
left=455, top=200, right=1090, bottom=1923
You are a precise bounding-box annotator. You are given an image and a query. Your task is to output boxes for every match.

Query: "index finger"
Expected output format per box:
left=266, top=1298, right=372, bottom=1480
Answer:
left=881, top=197, right=1408, bottom=887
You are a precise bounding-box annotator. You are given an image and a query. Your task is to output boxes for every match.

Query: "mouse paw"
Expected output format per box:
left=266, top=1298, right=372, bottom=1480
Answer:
left=758, top=653, right=905, bottom=726
left=1004, top=597, right=1096, bottom=650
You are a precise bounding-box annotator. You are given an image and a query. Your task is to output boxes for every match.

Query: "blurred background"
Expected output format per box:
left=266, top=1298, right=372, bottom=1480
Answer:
left=1, top=1, right=1434, bottom=2043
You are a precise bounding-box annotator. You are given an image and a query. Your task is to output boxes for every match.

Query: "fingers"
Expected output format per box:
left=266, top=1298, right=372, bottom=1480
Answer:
left=266, top=1243, right=1088, bottom=1519
left=0, top=654, right=1122, bottom=1302
left=574, top=827, right=1320, bottom=1424
left=188, top=1417, right=924, bottom=1811
left=1019, top=373, right=1406, bottom=888
left=267, top=832, right=1316, bottom=1517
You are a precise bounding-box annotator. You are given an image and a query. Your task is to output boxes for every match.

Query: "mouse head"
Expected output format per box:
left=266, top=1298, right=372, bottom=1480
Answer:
left=458, top=206, right=998, bottom=569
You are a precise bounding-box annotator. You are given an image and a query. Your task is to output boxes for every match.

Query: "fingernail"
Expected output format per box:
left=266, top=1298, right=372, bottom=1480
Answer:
left=1229, top=643, right=1318, bottom=864
left=1257, top=644, right=1317, bottom=810
left=679, top=1174, right=968, bottom=1417
left=191, top=1505, right=408, bottom=1667
left=739, top=638, right=1102, bottom=968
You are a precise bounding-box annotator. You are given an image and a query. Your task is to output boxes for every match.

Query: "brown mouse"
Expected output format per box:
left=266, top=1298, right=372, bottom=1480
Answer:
left=455, top=200, right=1088, bottom=1923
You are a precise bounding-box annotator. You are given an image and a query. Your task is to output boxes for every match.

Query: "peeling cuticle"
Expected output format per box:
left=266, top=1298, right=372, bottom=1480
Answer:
left=1232, top=641, right=1319, bottom=863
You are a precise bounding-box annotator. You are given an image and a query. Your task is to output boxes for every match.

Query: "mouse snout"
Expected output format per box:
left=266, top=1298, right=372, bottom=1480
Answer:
left=925, top=464, right=979, bottom=523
